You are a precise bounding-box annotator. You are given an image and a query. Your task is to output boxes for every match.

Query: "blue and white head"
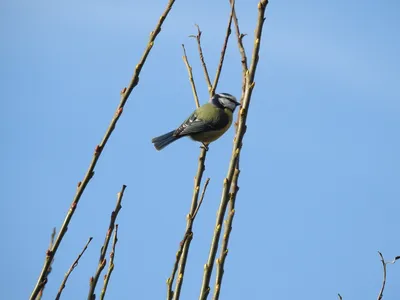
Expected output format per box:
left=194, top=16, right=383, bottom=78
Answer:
left=210, top=93, right=240, bottom=111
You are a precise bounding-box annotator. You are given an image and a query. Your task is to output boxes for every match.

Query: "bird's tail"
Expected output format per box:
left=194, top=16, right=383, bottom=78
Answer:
left=152, top=130, right=180, bottom=150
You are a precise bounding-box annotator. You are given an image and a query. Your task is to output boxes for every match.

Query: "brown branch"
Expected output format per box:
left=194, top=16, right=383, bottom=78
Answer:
left=190, top=25, right=213, bottom=93
left=377, top=251, right=399, bottom=300
left=213, top=1, right=246, bottom=297
left=88, top=185, right=126, bottom=300
left=172, top=178, right=210, bottom=300
left=166, top=171, right=210, bottom=300
left=199, top=1, right=269, bottom=299
left=35, top=228, right=56, bottom=300
left=182, top=44, right=200, bottom=108
left=55, top=237, right=93, bottom=300
left=100, top=224, right=119, bottom=300
left=192, top=178, right=210, bottom=220
left=210, top=0, right=235, bottom=96
left=213, top=165, right=239, bottom=300
left=29, top=1, right=176, bottom=299
left=229, top=0, right=248, bottom=94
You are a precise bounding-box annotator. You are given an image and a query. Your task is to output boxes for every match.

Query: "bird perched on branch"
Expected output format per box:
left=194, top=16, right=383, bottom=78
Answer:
left=152, top=93, right=240, bottom=151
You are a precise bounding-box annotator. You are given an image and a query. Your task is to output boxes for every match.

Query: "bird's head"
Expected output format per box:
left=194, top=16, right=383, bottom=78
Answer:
left=210, top=93, right=241, bottom=111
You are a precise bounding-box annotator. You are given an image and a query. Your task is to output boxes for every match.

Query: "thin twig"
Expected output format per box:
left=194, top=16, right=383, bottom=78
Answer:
left=199, top=1, right=269, bottom=299
left=100, top=224, right=119, bottom=300
left=55, top=237, right=93, bottom=300
left=229, top=0, right=248, bottom=95
left=167, top=178, right=210, bottom=300
left=210, top=0, right=235, bottom=96
left=182, top=44, right=200, bottom=108
left=29, top=2, right=176, bottom=299
left=166, top=234, right=190, bottom=300
left=377, top=252, right=400, bottom=300
left=88, top=185, right=127, bottom=300
left=35, top=228, right=56, bottom=300
left=338, top=294, right=343, bottom=300
left=377, top=251, right=387, bottom=300
left=166, top=178, right=210, bottom=300
left=166, top=166, right=210, bottom=300
left=213, top=165, right=239, bottom=300
left=190, top=25, right=213, bottom=93
left=192, top=178, right=210, bottom=220
left=213, top=2, right=245, bottom=297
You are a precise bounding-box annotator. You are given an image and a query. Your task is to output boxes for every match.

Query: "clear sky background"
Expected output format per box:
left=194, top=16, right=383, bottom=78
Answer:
left=1, top=0, right=399, bottom=299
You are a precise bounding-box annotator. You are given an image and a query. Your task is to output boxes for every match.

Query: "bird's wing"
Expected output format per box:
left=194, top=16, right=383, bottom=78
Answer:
left=173, top=110, right=229, bottom=137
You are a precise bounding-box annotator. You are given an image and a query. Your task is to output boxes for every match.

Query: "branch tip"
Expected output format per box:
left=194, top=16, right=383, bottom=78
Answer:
left=88, top=186, right=126, bottom=299
left=55, top=237, right=92, bottom=300
left=181, top=42, right=200, bottom=108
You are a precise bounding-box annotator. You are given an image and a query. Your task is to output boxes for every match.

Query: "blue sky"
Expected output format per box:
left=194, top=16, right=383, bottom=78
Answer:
left=1, top=0, right=399, bottom=299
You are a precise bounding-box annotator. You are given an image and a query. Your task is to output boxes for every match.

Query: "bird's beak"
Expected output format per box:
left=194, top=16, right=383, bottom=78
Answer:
left=234, top=100, right=241, bottom=106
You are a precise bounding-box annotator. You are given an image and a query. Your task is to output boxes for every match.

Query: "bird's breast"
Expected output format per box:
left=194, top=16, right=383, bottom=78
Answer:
left=190, top=108, right=233, bottom=143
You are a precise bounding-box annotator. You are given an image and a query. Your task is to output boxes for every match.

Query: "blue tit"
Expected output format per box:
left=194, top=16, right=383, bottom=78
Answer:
left=152, top=93, right=240, bottom=150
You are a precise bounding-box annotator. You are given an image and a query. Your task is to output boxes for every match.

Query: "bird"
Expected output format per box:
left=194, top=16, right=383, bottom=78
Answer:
left=152, top=93, right=240, bottom=151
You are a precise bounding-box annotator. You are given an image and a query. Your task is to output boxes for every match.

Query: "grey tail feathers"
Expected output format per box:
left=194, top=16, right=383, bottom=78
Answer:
left=152, top=130, right=180, bottom=150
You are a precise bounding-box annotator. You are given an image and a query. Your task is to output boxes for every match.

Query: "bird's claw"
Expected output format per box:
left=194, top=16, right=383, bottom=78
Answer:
left=201, top=143, right=209, bottom=151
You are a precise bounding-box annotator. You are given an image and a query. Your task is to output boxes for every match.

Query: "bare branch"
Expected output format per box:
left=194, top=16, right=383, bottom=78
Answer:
left=213, top=166, right=239, bottom=300
left=212, top=9, right=246, bottom=294
left=29, top=1, right=176, bottom=299
left=100, top=224, right=119, bottom=300
left=387, top=255, right=400, bottom=264
left=55, top=237, right=93, bottom=300
left=171, top=152, right=208, bottom=300
left=338, top=294, right=343, bottom=300
left=182, top=44, right=200, bottom=108
left=192, top=178, right=210, bottom=220
left=210, top=0, right=235, bottom=96
left=166, top=234, right=190, bottom=300
left=88, top=185, right=127, bottom=300
left=229, top=0, right=248, bottom=94
left=191, top=25, right=213, bottom=93
left=166, top=157, right=210, bottom=300
left=199, top=1, right=269, bottom=299
left=35, top=228, right=56, bottom=300
left=377, top=251, right=399, bottom=300
left=377, top=251, right=387, bottom=300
